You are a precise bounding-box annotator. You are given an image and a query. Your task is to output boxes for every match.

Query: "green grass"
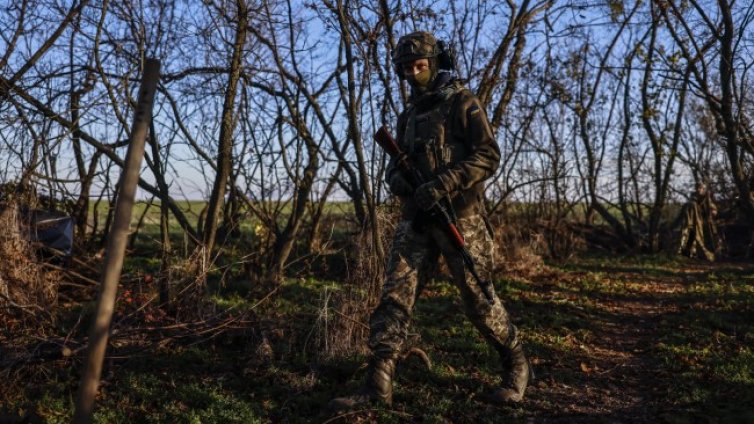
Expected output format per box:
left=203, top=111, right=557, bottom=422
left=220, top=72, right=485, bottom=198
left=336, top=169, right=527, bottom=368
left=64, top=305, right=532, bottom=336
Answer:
left=5, top=254, right=754, bottom=422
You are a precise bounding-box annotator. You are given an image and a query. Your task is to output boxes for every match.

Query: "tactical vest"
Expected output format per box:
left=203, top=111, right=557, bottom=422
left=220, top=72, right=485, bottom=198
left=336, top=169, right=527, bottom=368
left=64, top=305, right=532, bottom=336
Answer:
left=402, top=83, right=484, bottom=216
left=403, top=83, right=461, bottom=177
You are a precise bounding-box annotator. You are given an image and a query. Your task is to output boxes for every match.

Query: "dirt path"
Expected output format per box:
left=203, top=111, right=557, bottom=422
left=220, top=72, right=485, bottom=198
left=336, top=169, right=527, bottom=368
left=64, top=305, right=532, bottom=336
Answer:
left=518, top=260, right=746, bottom=423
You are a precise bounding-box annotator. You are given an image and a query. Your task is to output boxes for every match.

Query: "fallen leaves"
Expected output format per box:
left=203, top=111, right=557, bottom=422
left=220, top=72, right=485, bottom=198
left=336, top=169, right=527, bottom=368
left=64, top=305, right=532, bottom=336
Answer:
left=580, top=361, right=600, bottom=374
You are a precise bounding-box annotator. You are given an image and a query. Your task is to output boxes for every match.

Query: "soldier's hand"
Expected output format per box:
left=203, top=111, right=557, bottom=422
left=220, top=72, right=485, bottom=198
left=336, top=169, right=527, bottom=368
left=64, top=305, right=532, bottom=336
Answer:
left=388, top=173, right=413, bottom=196
left=415, top=180, right=447, bottom=210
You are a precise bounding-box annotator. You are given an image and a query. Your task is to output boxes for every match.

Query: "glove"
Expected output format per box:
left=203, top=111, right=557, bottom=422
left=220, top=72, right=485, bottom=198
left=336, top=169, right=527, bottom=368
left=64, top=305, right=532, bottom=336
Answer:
left=415, top=179, right=447, bottom=211
left=388, top=173, right=413, bottom=196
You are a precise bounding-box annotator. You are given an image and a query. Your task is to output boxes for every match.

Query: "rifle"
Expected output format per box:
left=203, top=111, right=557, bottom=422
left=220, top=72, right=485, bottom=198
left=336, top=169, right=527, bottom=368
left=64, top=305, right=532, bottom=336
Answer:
left=374, top=126, right=496, bottom=305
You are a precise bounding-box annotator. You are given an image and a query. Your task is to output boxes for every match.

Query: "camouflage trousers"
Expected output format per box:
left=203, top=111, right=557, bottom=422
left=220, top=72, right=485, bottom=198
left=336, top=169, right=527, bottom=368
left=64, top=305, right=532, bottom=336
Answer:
left=369, top=213, right=515, bottom=361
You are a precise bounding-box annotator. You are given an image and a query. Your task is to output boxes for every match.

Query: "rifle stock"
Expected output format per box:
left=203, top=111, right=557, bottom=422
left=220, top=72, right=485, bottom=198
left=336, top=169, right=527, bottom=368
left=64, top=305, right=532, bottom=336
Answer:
left=374, top=126, right=401, bottom=157
left=375, top=126, right=419, bottom=186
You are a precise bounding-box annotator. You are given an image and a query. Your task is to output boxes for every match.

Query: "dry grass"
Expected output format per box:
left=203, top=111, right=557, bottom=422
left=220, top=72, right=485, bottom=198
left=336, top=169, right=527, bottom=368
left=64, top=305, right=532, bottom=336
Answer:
left=492, top=217, right=548, bottom=278
left=0, top=203, right=59, bottom=329
left=164, top=245, right=218, bottom=320
left=313, top=206, right=400, bottom=359
left=492, top=215, right=588, bottom=278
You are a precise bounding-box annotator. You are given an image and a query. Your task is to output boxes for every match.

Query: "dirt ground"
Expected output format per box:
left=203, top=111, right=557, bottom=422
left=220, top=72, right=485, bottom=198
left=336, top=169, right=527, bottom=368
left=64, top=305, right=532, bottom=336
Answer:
left=2, top=257, right=752, bottom=423
left=511, top=259, right=754, bottom=423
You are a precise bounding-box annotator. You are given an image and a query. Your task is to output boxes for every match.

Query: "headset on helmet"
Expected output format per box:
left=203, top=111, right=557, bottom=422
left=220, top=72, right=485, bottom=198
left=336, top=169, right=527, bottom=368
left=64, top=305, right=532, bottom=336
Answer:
left=436, top=40, right=457, bottom=72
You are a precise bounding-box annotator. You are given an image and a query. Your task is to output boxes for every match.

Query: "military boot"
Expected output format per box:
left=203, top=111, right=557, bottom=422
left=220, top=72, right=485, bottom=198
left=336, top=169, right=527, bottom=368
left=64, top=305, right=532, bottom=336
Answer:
left=482, top=326, right=532, bottom=404
left=328, top=357, right=396, bottom=411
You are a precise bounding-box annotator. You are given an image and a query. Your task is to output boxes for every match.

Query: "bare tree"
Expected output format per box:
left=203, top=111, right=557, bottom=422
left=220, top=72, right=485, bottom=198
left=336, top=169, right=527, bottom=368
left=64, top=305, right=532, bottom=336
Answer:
left=656, top=0, right=754, bottom=218
left=201, top=0, right=250, bottom=257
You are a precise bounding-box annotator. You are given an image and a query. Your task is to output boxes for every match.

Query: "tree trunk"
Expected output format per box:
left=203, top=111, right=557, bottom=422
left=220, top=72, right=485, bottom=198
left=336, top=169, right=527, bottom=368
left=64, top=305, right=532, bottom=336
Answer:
left=718, top=0, right=754, bottom=219
left=265, top=133, right=319, bottom=284
left=201, top=0, right=248, bottom=257
left=335, top=0, right=384, bottom=263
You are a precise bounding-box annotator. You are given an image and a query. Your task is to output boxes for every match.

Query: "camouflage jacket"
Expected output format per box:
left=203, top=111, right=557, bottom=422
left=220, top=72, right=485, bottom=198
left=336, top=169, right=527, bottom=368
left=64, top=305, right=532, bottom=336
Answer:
left=387, top=78, right=500, bottom=218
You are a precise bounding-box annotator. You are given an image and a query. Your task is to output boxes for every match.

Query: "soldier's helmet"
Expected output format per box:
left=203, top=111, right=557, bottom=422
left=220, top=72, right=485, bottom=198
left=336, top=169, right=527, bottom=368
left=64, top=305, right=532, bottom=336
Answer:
left=392, top=31, right=441, bottom=67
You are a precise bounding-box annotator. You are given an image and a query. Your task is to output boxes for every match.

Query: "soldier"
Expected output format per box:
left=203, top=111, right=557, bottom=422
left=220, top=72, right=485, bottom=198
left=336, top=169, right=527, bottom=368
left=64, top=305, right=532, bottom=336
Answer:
left=329, top=31, right=531, bottom=410
left=677, top=182, right=718, bottom=261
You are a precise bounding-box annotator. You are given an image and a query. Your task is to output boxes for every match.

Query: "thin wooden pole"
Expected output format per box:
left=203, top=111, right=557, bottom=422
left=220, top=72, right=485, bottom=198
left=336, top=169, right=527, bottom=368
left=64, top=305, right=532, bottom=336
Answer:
left=73, top=58, right=160, bottom=424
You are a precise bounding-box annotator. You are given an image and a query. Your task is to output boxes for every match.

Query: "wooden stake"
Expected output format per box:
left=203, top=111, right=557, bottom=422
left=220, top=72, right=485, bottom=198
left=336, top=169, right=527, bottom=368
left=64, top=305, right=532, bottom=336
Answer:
left=73, top=58, right=160, bottom=424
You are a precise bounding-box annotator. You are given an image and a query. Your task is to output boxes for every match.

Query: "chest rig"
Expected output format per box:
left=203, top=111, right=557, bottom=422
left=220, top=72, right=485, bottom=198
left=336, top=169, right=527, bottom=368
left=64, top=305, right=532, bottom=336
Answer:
left=403, top=83, right=463, bottom=178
